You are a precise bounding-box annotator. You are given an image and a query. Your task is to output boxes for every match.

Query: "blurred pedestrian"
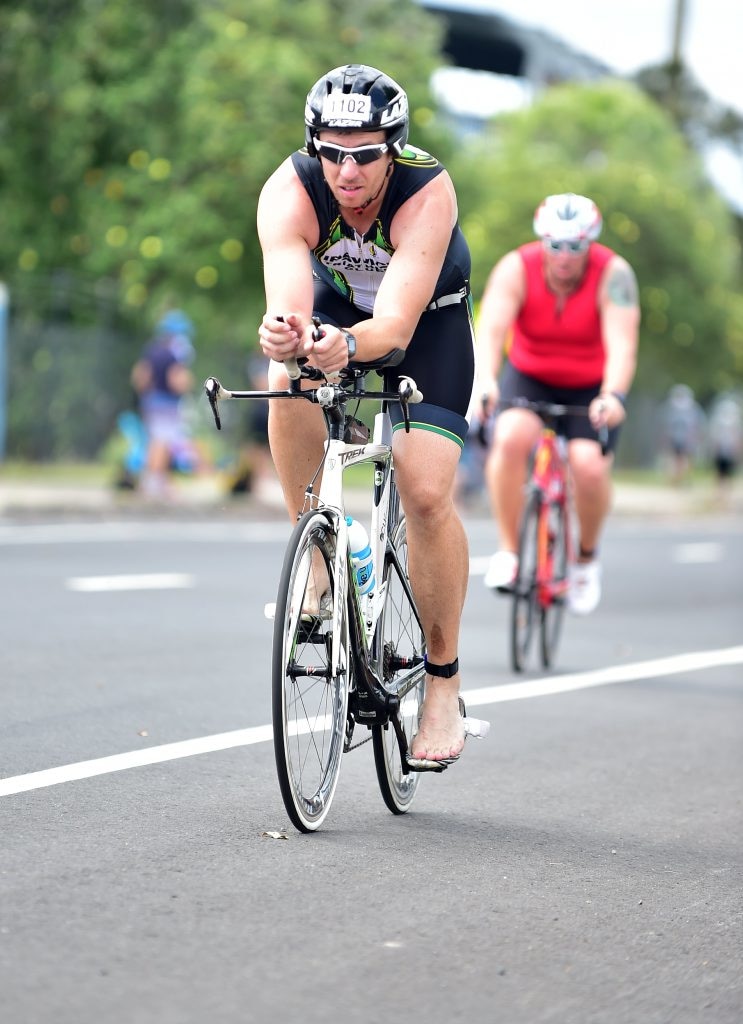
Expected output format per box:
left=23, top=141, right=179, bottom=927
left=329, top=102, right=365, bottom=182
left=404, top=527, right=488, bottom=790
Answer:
left=707, top=393, right=742, bottom=500
left=130, top=309, right=206, bottom=498
left=660, top=384, right=705, bottom=486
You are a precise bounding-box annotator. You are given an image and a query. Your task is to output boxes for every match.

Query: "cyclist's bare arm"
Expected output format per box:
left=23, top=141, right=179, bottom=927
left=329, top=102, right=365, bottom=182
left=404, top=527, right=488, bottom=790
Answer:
left=367, top=171, right=458, bottom=350
left=476, top=250, right=525, bottom=407
left=258, top=160, right=364, bottom=375
left=593, top=255, right=641, bottom=427
left=257, top=160, right=331, bottom=368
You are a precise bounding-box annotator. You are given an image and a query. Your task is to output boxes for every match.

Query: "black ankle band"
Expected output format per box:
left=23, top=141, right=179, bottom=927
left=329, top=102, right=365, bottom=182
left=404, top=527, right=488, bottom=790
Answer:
left=424, top=656, right=459, bottom=678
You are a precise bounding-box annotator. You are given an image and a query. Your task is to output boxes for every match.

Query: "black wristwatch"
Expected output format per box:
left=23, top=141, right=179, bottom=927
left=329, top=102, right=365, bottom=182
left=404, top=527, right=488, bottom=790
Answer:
left=341, top=329, right=357, bottom=360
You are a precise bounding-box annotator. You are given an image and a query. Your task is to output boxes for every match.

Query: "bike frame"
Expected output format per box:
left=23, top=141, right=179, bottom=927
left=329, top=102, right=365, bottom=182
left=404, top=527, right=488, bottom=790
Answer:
left=204, top=363, right=425, bottom=712
left=310, top=397, right=394, bottom=648
left=530, top=428, right=574, bottom=608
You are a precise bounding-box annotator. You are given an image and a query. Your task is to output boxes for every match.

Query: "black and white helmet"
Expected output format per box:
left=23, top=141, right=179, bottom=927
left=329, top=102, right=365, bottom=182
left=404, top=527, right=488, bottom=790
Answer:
left=304, top=64, right=409, bottom=158
left=533, top=193, right=602, bottom=242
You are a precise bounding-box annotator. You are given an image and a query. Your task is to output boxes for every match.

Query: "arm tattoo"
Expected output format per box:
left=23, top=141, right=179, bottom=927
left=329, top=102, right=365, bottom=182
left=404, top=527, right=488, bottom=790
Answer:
left=606, top=264, right=639, bottom=307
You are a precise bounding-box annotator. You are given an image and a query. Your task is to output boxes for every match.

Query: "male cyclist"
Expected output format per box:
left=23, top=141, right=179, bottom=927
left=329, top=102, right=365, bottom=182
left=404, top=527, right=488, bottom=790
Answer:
left=478, top=194, right=640, bottom=614
left=257, top=65, right=476, bottom=767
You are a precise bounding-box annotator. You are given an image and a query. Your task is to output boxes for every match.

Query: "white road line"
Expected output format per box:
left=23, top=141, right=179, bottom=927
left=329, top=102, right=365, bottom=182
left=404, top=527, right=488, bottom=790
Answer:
left=2, top=645, right=741, bottom=798
left=0, top=725, right=274, bottom=796
left=461, top=646, right=743, bottom=708
left=66, top=573, right=195, bottom=592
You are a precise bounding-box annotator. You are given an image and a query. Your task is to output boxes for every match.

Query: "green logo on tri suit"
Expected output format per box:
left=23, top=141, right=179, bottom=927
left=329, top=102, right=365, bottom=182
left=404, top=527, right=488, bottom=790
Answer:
left=394, top=145, right=439, bottom=169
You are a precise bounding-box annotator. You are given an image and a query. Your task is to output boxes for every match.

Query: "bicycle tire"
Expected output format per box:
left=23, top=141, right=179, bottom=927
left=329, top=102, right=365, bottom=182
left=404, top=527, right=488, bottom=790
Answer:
left=511, top=488, right=541, bottom=673
left=372, top=515, right=426, bottom=814
left=540, top=499, right=568, bottom=668
left=272, top=510, right=350, bottom=833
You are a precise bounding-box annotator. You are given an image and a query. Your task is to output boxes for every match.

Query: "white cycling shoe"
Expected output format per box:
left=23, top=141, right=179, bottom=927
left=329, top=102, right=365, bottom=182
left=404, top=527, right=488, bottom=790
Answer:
left=568, top=560, right=602, bottom=615
left=483, top=550, right=519, bottom=591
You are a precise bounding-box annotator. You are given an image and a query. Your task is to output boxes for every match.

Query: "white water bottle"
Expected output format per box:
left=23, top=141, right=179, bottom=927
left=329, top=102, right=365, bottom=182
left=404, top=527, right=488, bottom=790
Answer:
left=346, top=516, right=375, bottom=595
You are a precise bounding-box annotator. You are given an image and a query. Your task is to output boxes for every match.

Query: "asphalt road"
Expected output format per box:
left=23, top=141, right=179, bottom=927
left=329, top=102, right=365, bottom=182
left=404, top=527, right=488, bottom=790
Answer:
left=1, top=509, right=742, bottom=1024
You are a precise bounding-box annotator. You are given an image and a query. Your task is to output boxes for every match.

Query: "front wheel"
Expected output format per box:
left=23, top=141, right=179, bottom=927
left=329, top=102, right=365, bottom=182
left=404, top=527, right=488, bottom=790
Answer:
left=371, top=515, right=426, bottom=814
left=272, top=510, right=350, bottom=833
left=511, top=489, right=541, bottom=672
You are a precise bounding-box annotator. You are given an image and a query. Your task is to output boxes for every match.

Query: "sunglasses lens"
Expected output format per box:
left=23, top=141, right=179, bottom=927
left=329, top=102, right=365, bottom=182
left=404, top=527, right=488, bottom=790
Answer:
left=355, top=147, right=385, bottom=165
left=316, top=143, right=386, bottom=165
left=316, top=144, right=341, bottom=164
left=546, top=239, right=587, bottom=253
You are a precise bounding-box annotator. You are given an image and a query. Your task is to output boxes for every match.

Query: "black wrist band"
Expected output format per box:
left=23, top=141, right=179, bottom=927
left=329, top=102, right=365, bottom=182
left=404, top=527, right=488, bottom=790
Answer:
left=341, top=329, right=357, bottom=360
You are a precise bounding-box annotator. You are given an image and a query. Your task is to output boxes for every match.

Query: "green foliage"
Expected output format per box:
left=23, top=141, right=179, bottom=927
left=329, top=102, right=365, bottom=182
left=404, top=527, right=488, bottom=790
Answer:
left=2, top=2, right=743, bottom=461
left=0, top=0, right=445, bottom=362
left=448, top=80, right=743, bottom=398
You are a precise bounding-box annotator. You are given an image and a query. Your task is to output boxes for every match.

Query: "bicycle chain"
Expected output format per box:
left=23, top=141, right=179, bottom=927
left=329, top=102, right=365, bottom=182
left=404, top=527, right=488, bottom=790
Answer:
left=346, top=733, right=372, bottom=751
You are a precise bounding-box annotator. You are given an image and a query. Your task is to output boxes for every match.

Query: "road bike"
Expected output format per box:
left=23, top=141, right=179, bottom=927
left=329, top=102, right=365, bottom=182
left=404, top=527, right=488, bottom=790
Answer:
left=494, top=399, right=608, bottom=673
left=204, top=342, right=431, bottom=832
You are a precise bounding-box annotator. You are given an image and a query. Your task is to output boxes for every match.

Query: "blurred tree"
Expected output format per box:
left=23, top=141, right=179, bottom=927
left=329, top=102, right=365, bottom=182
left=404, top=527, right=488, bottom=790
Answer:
left=0, top=0, right=446, bottom=363
left=2, top=2, right=742, bottom=459
left=448, top=80, right=743, bottom=399
left=0, top=0, right=448, bottom=457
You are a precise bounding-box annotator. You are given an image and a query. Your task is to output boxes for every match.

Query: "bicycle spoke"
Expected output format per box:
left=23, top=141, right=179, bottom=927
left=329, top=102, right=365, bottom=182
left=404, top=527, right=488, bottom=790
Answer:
left=372, top=515, right=426, bottom=814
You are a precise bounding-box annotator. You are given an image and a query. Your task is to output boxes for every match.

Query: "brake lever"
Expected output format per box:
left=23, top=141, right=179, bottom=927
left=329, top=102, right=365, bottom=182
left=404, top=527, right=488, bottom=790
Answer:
left=311, top=315, right=325, bottom=342
left=204, top=377, right=222, bottom=430
left=311, top=315, right=344, bottom=385
left=397, top=375, right=422, bottom=434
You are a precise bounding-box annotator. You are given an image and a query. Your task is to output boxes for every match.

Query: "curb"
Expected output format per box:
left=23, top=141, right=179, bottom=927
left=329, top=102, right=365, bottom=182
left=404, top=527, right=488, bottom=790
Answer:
left=1, top=477, right=742, bottom=520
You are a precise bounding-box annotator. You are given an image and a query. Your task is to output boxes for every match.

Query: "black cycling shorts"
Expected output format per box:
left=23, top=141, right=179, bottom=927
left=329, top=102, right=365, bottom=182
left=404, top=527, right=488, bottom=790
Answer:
left=499, top=362, right=622, bottom=454
left=313, top=281, right=475, bottom=448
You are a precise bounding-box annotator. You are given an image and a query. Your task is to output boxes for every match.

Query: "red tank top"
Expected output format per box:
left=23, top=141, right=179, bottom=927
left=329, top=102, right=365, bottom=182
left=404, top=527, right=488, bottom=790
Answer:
left=509, top=241, right=614, bottom=387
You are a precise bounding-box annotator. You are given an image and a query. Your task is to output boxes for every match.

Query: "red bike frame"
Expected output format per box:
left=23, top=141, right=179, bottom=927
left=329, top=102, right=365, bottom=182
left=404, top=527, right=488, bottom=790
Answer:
left=531, top=426, right=574, bottom=609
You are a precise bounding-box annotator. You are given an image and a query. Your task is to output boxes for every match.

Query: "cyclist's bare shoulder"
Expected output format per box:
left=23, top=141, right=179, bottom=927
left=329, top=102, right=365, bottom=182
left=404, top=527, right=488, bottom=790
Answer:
left=599, top=253, right=639, bottom=310
left=390, top=168, right=458, bottom=242
left=258, top=157, right=319, bottom=248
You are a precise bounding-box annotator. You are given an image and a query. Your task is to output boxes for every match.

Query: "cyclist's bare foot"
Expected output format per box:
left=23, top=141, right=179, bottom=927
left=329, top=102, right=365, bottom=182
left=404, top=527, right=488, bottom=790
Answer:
left=410, top=679, right=465, bottom=761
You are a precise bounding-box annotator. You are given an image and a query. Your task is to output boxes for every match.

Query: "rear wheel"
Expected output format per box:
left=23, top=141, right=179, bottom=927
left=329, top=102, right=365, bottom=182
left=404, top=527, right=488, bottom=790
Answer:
left=272, top=510, right=350, bottom=833
left=511, top=489, right=541, bottom=672
left=540, top=499, right=568, bottom=668
left=372, top=515, right=426, bottom=814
